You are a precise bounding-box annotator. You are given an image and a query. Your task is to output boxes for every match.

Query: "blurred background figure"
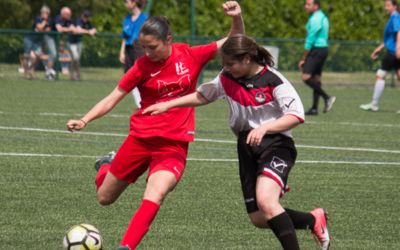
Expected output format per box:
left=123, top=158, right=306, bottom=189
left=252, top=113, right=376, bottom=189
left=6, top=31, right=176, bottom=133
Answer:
left=58, top=41, right=72, bottom=75
left=69, top=10, right=97, bottom=80
left=36, top=5, right=57, bottom=81
left=54, top=6, right=75, bottom=34
left=360, top=0, right=400, bottom=112
left=298, top=0, right=335, bottom=116
left=120, top=0, right=148, bottom=108
left=21, top=5, right=53, bottom=80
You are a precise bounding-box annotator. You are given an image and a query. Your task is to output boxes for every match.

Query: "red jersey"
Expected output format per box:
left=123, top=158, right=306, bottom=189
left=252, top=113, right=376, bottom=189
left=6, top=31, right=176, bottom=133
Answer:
left=119, top=42, right=218, bottom=141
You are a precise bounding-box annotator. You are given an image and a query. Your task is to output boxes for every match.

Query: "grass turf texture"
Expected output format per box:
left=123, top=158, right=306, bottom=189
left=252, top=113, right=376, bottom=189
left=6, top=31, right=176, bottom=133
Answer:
left=0, top=64, right=399, bottom=249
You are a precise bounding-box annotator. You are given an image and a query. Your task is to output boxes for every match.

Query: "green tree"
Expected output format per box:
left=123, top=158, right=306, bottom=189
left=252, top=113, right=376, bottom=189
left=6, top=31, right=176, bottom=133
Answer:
left=0, top=0, right=391, bottom=41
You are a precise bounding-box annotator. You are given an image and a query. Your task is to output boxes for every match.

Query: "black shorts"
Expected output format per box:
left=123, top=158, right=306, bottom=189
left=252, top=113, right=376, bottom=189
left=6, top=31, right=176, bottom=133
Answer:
left=124, top=43, right=144, bottom=73
left=303, top=47, right=328, bottom=76
left=381, top=52, right=400, bottom=71
left=237, top=132, right=297, bottom=213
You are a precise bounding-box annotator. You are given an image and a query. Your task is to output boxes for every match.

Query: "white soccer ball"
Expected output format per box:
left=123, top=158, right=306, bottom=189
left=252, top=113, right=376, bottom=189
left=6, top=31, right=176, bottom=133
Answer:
left=63, top=224, right=103, bottom=250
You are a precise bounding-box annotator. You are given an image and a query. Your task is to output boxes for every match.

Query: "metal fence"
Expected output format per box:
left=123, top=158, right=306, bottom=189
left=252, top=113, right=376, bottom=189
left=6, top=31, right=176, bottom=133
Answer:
left=0, top=29, right=381, bottom=73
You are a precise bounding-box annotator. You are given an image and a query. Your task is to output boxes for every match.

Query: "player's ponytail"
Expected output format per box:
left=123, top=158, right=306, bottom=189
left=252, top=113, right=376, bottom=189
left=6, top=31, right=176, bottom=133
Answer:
left=221, top=35, right=274, bottom=67
left=140, top=16, right=172, bottom=42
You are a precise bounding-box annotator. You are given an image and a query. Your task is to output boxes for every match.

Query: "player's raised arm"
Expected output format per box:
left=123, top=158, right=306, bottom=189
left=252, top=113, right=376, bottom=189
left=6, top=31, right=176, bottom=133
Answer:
left=216, top=1, right=245, bottom=49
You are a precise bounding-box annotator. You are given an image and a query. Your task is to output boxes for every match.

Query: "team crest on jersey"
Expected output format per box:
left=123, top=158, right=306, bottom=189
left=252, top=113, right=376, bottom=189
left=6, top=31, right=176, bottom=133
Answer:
left=269, top=156, right=288, bottom=173
left=175, top=62, right=189, bottom=75
left=255, top=91, right=266, bottom=104
left=158, top=75, right=191, bottom=97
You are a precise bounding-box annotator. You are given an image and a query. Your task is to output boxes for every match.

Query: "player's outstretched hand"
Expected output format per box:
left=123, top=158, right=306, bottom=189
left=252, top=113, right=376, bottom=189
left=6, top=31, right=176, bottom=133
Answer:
left=67, top=119, right=86, bottom=132
left=142, top=103, right=170, bottom=115
left=223, top=1, right=242, bottom=17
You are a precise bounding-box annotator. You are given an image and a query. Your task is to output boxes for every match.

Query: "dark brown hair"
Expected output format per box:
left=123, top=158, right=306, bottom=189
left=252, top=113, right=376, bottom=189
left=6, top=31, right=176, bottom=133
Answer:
left=135, top=0, right=146, bottom=9
left=140, top=16, right=172, bottom=42
left=221, top=35, right=274, bottom=67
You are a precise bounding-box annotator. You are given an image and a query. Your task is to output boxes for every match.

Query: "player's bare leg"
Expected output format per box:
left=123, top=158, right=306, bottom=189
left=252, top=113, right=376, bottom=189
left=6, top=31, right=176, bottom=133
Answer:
left=119, top=170, right=177, bottom=249
left=360, top=69, right=387, bottom=112
left=256, top=176, right=300, bottom=250
left=96, top=171, right=129, bottom=206
left=143, top=170, right=177, bottom=204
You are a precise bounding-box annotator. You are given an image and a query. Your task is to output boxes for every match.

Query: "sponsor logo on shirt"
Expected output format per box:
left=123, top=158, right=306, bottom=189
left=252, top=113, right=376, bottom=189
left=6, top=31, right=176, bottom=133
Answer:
left=157, top=75, right=191, bottom=97
left=173, top=166, right=181, bottom=175
left=175, top=62, right=189, bottom=75
left=150, top=70, right=161, bottom=77
left=280, top=97, right=297, bottom=111
left=246, top=83, right=254, bottom=88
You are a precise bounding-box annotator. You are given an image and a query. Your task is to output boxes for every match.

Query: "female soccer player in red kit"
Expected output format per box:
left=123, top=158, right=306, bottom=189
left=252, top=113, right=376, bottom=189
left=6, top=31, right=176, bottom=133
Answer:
left=144, top=35, right=331, bottom=250
left=66, top=2, right=244, bottom=249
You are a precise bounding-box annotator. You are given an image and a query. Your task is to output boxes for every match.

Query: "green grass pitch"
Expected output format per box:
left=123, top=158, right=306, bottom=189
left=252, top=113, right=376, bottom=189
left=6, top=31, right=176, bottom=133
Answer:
left=0, top=64, right=399, bottom=249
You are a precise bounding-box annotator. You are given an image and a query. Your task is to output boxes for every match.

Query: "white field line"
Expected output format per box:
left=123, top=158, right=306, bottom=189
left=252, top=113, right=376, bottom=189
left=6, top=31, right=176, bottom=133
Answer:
left=0, top=125, right=400, bottom=154
left=0, top=111, right=129, bottom=118
left=1, top=152, right=400, bottom=165
left=305, top=120, right=400, bottom=128
left=1, top=110, right=400, bottom=128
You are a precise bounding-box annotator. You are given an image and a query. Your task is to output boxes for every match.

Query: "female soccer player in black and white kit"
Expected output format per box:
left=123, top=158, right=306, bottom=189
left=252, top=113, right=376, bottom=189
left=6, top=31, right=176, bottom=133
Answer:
left=143, top=35, right=331, bottom=250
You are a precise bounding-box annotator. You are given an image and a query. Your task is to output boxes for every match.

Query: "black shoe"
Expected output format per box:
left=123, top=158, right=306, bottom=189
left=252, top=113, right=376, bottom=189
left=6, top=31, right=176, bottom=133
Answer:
left=323, top=96, right=336, bottom=113
left=94, top=151, right=116, bottom=172
left=305, top=108, right=318, bottom=116
left=116, top=246, right=131, bottom=250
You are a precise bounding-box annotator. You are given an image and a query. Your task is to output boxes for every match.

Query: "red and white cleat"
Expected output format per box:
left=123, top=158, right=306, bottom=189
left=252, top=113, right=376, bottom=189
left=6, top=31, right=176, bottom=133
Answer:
left=310, top=208, right=331, bottom=250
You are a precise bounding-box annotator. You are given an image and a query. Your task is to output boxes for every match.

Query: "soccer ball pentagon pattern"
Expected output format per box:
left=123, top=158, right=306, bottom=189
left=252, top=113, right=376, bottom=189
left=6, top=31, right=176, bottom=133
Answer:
left=63, top=224, right=103, bottom=250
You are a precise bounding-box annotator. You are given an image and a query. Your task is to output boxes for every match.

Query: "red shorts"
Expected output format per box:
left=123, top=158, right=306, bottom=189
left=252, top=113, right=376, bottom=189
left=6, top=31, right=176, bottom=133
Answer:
left=109, top=135, right=189, bottom=183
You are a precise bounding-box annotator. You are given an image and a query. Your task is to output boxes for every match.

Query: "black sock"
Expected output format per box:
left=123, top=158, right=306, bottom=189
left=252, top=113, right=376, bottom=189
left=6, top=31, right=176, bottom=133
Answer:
left=312, top=90, right=319, bottom=110
left=285, top=208, right=315, bottom=230
left=267, top=212, right=300, bottom=250
left=304, top=78, right=329, bottom=102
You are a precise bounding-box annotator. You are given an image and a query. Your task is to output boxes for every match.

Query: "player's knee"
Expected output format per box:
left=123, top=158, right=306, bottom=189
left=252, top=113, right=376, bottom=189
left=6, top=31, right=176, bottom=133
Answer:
left=302, top=74, right=311, bottom=82
left=143, top=184, right=173, bottom=205
left=376, top=69, right=387, bottom=79
left=144, top=171, right=177, bottom=204
left=96, top=192, right=116, bottom=206
left=248, top=215, right=268, bottom=228
left=257, top=198, right=280, bottom=219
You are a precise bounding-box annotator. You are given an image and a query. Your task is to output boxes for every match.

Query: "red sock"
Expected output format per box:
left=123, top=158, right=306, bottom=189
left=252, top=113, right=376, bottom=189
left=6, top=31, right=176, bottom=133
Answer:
left=95, top=163, right=111, bottom=190
left=120, top=199, right=160, bottom=249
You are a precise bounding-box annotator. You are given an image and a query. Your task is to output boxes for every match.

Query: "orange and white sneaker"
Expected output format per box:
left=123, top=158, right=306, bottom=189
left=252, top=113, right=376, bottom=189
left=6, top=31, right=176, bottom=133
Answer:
left=310, top=208, right=331, bottom=250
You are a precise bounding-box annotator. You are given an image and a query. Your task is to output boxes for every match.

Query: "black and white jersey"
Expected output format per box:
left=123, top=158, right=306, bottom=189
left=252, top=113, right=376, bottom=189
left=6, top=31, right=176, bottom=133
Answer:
left=198, top=66, right=305, bottom=137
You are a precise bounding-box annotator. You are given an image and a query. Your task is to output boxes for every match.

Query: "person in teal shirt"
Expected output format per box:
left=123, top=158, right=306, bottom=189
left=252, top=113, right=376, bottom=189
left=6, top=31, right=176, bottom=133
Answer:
left=298, top=0, right=335, bottom=116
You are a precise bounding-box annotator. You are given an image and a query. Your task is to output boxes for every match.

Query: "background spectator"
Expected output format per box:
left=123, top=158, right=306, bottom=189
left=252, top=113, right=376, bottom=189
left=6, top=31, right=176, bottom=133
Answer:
left=58, top=41, right=72, bottom=75
left=34, top=5, right=57, bottom=81
left=54, top=7, right=75, bottom=34
left=22, top=5, right=52, bottom=80
left=68, top=10, right=97, bottom=81
left=120, top=0, right=148, bottom=108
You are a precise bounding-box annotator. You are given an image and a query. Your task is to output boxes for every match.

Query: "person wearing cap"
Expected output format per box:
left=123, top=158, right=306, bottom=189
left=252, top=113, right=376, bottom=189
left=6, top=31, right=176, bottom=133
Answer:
left=69, top=10, right=97, bottom=80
